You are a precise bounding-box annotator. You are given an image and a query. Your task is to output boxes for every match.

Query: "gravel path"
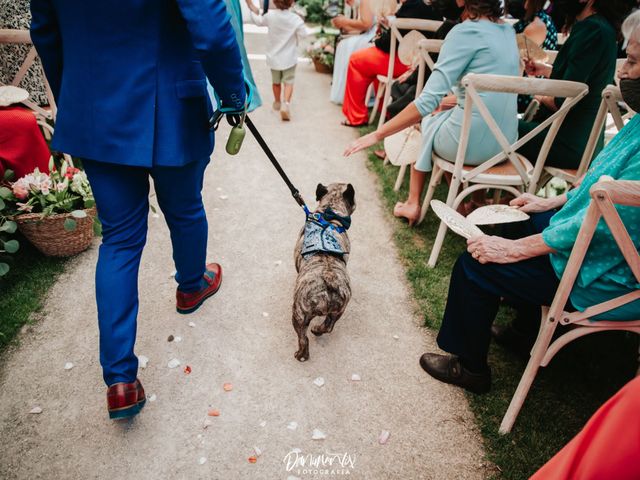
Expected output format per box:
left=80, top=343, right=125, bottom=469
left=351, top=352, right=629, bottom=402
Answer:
left=0, top=32, right=487, bottom=480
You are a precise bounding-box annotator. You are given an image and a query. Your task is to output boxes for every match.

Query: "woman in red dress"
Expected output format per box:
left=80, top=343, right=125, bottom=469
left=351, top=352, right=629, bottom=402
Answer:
left=0, top=106, right=50, bottom=180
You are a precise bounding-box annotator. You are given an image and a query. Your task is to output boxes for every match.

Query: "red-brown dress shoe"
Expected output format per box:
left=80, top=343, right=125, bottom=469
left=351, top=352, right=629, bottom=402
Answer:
left=107, top=378, right=145, bottom=419
left=176, top=263, right=223, bottom=314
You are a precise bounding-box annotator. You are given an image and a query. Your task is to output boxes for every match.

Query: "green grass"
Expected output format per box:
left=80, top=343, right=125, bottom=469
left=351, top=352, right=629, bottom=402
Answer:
left=0, top=237, right=67, bottom=351
left=361, top=127, right=639, bottom=479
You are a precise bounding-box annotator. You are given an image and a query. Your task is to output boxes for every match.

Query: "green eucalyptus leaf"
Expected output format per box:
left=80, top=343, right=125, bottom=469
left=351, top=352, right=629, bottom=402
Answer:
left=3, top=169, right=14, bottom=181
left=3, top=239, right=19, bottom=254
left=149, top=204, right=157, bottom=214
left=71, top=209, right=87, bottom=219
left=0, top=262, right=9, bottom=276
left=0, top=221, right=17, bottom=234
left=92, top=219, right=102, bottom=237
left=0, top=198, right=4, bottom=210
left=84, top=199, right=95, bottom=209
left=0, top=187, right=11, bottom=199
left=63, top=218, right=77, bottom=231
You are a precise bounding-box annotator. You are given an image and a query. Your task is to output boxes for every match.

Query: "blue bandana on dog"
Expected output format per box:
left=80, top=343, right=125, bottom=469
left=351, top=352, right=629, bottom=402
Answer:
left=301, top=208, right=351, bottom=258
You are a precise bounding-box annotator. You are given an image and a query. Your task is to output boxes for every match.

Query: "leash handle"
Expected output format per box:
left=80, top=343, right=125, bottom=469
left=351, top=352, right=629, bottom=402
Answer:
left=244, top=116, right=308, bottom=210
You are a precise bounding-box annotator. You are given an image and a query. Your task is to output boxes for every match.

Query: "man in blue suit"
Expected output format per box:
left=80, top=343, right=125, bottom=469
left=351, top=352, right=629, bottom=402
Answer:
left=30, top=0, right=247, bottom=419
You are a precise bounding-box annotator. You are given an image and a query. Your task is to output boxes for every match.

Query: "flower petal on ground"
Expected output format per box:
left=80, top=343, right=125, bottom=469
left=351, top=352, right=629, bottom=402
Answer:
left=287, top=421, right=298, bottom=431
left=29, top=406, right=43, bottom=414
left=312, top=429, right=327, bottom=440
left=378, top=430, right=391, bottom=445
left=351, top=374, right=361, bottom=381
left=138, top=355, right=149, bottom=369
left=167, top=358, right=180, bottom=369
left=223, top=383, right=233, bottom=392
left=313, top=377, right=325, bottom=387
left=64, top=362, right=74, bottom=370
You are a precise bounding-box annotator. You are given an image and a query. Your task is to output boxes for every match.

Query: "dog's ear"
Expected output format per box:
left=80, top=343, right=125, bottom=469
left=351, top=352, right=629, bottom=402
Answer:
left=343, top=183, right=355, bottom=209
left=316, top=183, right=329, bottom=201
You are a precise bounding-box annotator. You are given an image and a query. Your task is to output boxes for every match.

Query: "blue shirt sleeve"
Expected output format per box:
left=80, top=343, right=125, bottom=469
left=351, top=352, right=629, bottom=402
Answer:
left=30, top=0, right=63, bottom=101
left=413, top=22, right=478, bottom=117
left=176, top=0, right=246, bottom=110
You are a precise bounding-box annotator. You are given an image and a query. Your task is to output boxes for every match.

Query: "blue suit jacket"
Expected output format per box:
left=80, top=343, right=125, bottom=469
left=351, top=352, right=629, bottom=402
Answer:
left=30, top=0, right=246, bottom=167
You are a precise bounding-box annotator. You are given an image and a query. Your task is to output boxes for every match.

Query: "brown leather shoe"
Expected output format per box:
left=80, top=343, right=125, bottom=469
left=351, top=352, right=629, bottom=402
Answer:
left=107, top=378, right=146, bottom=419
left=176, top=263, right=223, bottom=314
left=419, top=353, right=491, bottom=394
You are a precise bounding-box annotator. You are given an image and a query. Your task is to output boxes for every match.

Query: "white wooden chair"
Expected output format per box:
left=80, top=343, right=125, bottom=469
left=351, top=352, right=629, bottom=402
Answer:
left=544, top=85, right=635, bottom=188
left=0, top=28, right=58, bottom=143
left=368, top=18, right=442, bottom=127
left=420, top=73, right=589, bottom=267
left=500, top=179, right=640, bottom=434
left=387, top=38, right=442, bottom=191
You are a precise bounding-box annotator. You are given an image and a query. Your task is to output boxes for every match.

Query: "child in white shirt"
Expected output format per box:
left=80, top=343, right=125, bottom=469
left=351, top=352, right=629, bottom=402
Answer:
left=246, top=0, right=307, bottom=120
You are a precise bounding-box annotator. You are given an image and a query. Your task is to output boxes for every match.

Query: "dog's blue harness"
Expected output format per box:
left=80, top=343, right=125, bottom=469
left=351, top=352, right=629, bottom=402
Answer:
left=301, top=205, right=351, bottom=258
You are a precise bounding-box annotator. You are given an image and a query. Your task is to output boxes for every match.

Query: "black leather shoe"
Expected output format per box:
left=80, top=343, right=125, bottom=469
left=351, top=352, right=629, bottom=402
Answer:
left=491, top=324, right=534, bottom=359
left=419, top=353, right=491, bottom=394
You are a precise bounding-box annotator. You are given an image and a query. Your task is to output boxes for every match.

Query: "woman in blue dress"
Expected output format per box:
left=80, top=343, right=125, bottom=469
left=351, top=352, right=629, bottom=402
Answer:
left=344, top=0, right=520, bottom=225
left=208, top=0, right=263, bottom=111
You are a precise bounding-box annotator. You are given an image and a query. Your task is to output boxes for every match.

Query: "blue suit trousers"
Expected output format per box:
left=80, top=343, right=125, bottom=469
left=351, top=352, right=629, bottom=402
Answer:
left=83, top=158, right=209, bottom=386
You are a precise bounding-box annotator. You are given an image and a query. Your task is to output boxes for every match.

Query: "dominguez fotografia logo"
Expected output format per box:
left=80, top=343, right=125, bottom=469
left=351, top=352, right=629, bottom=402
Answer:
left=283, top=449, right=357, bottom=477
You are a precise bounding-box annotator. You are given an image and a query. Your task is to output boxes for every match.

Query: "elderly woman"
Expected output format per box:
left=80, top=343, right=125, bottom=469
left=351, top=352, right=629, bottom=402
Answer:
left=345, top=0, right=520, bottom=225
left=418, top=24, right=640, bottom=394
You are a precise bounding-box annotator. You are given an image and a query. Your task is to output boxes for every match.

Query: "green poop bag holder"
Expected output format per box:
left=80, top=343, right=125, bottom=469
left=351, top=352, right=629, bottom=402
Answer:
left=209, top=82, right=308, bottom=211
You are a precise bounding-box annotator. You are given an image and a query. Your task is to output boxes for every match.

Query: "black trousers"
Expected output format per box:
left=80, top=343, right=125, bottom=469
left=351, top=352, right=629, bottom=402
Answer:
left=436, top=212, right=570, bottom=369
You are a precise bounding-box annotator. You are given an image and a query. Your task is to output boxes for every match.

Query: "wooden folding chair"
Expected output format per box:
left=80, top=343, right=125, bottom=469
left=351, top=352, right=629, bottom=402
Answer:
left=500, top=179, right=640, bottom=434
left=544, top=85, right=634, bottom=189
left=420, top=73, right=588, bottom=267
left=0, top=29, right=57, bottom=122
left=368, top=18, right=442, bottom=127
left=388, top=38, right=443, bottom=190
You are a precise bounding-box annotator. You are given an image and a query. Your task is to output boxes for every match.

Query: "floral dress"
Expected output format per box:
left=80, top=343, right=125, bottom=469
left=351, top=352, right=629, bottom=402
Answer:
left=514, top=10, right=559, bottom=112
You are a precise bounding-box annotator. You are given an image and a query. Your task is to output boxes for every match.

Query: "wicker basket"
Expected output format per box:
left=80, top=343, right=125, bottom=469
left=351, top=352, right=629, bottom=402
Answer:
left=312, top=58, right=333, bottom=74
left=15, top=207, right=97, bottom=257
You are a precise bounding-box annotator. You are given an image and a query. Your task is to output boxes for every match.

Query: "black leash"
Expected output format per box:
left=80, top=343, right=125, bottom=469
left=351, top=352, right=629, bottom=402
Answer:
left=211, top=110, right=307, bottom=210
left=244, top=116, right=307, bottom=209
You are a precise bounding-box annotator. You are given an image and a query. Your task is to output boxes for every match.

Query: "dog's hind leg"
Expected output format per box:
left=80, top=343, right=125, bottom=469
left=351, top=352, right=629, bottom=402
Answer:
left=311, top=310, right=344, bottom=336
left=293, top=312, right=312, bottom=362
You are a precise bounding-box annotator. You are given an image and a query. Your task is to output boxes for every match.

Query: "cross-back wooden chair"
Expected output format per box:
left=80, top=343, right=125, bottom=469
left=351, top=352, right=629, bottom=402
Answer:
left=0, top=29, right=57, bottom=127
left=386, top=38, right=443, bottom=191
left=368, top=18, right=442, bottom=127
left=543, top=85, right=634, bottom=189
left=500, top=179, right=640, bottom=434
left=420, top=73, right=589, bottom=267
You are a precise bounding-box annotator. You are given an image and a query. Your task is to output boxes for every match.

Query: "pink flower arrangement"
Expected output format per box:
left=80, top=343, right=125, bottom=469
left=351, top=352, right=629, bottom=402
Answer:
left=8, top=158, right=95, bottom=220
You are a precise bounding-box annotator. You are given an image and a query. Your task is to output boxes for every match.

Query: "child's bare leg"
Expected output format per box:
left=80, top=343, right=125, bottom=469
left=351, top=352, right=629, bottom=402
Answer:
left=284, top=83, right=294, bottom=103
left=272, top=83, right=282, bottom=107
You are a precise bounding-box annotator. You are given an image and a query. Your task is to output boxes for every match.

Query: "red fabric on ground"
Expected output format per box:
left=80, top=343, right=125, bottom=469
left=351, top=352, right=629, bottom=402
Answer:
left=530, top=376, right=640, bottom=480
left=342, top=46, right=409, bottom=125
left=0, top=106, right=50, bottom=180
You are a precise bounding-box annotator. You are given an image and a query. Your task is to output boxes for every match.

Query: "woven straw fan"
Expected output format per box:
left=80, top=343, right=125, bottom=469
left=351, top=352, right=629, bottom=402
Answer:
left=0, top=86, right=29, bottom=107
left=383, top=125, right=422, bottom=167
left=516, top=34, right=548, bottom=63
left=431, top=201, right=530, bottom=239
left=398, top=30, right=427, bottom=66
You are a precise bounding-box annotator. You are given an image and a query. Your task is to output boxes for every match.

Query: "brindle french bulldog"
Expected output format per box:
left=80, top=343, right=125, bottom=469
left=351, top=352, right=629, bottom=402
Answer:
left=292, top=183, right=356, bottom=362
